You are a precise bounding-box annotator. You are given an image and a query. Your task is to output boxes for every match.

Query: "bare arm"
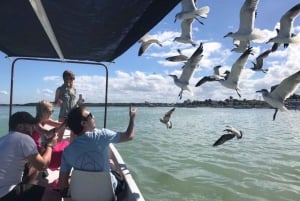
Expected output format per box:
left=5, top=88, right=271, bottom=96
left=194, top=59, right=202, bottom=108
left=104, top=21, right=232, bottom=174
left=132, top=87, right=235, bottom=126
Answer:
left=26, top=135, right=58, bottom=171
left=119, top=106, right=136, bottom=142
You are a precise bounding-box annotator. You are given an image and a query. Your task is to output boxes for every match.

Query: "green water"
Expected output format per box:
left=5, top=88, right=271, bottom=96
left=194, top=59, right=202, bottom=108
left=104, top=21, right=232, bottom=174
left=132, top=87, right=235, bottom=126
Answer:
left=1, top=106, right=300, bottom=201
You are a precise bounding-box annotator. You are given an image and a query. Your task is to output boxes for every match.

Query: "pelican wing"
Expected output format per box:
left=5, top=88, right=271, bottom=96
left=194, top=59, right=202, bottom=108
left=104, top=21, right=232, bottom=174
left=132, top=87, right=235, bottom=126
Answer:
left=270, top=70, right=300, bottom=101
left=179, top=43, right=203, bottom=83
left=238, top=0, right=259, bottom=34
left=213, top=134, right=235, bottom=146
left=279, top=4, right=300, bottom=37
left=227, top=47, right=253, bottom=84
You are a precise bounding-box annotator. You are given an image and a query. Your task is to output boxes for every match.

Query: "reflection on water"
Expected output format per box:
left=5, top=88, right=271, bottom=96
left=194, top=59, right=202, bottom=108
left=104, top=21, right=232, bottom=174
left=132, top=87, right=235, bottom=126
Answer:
left=1, top=106, right=300, bottom=201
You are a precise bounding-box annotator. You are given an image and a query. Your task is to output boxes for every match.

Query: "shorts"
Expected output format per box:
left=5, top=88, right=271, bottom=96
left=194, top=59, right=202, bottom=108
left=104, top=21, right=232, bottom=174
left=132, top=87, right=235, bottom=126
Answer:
left=0, top=183, right=45, bottom=201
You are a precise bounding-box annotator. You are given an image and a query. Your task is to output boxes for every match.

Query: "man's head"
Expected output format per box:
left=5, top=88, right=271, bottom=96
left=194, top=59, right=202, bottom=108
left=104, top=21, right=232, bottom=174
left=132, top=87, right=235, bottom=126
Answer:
left=9, top=111, right=38, bottom=134
left=67, top=106, right=95, bottom=135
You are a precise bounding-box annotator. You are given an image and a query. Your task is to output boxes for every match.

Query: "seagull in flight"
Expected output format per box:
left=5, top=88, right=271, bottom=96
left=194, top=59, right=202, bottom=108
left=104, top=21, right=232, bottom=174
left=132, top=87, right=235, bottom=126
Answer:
left=224, top=0, right=262, bottom=47
left=160, top=107, right=176, bottom=129
left=194, top=65, right=226, bottom=87
left=256, top=70, right=300, bottom=121
left=174, top=0, right=210, bottom=25
left=231, top=40, right=250, bottom=53
left=166, top=49, right=189, bottom=62
left=249, top=49, right=271, bottom=73
left=174, top=18, right=197, bottom=46
left=195, top=47, right=254, bottom=98
left=169, top=43, right=204, bottom=100
left=138, top=34, right=162, bottom=56
left=266, top=3, right=300, bottom=51
left=213, top=126, right=243, bottom=147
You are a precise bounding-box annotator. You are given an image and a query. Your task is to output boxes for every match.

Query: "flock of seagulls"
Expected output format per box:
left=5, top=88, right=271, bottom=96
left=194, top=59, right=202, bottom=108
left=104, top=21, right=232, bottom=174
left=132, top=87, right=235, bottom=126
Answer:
left=137, top=1, right=300, bottom=142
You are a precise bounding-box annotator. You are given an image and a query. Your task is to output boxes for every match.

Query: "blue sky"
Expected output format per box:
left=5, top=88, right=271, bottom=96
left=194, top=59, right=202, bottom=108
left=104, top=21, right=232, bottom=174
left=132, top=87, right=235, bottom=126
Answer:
left=0, top=0, right=300, bottom=104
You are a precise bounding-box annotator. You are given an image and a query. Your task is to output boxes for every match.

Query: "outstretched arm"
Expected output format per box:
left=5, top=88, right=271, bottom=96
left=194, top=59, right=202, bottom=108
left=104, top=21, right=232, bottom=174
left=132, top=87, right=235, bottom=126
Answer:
left=119, top=106, right=137, bottom=142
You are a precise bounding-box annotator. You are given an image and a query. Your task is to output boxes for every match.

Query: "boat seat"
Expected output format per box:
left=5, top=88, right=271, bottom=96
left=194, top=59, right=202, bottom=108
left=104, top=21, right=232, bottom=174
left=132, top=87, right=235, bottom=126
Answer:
left=69, top=170, right=116, bottom=201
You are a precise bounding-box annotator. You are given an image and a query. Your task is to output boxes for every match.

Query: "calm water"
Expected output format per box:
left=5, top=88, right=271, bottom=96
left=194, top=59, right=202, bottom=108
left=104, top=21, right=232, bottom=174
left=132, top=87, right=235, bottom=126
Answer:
left=1, top=106, right=300, bottom=201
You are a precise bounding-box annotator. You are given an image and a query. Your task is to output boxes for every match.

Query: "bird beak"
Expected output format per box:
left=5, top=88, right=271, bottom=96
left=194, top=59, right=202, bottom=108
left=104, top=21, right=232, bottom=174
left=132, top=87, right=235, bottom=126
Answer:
left=223, top=32, right=231, bottom=38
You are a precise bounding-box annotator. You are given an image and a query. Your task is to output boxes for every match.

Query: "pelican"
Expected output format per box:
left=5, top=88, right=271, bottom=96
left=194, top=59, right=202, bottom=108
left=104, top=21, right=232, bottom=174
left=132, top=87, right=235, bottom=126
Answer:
left=249, top=49, right=271, bottom=73
left=194, top=65, right=225, bottom=87
left=224, top=0, right=262, bottom=45
left=213, top=126, right=243, bottom=147
left=174, top=0, right=210, bottom=25
left=195, top=47, right=254, bottom=98
left=166, top=49, right=189, bottom=62
left=138, top=34, right=162, bottom=56
left=174, top=18, right=197, bottom=46
left=160, top=107, right=176, bottom=129
left=266, top=4, right=300, bottom=51
left=169, top=43, right=204, bottom=99
left=256, top=70, right=300, bottom=121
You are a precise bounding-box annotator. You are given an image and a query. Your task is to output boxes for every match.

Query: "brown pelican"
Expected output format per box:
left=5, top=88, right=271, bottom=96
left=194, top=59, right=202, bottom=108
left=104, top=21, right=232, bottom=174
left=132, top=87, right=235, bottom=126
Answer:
left=195, top=47, right=254, bottom=98
left=256, top=70, right=300, bottom=121
left=213, top=126, right=243, bottom=147
left=169, top=43, right=204, bottom=99
left=138, top=34, right=162, bottom=56
left=266, top=4, right=300, bottom=51
left=160, top=107, right=176, bottom=129
left=249, top=49, right=271, bottom=73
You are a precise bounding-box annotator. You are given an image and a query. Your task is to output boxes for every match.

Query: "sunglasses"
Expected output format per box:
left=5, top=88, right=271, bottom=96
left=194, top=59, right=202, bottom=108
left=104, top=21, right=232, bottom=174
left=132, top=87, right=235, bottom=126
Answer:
left=82, top=112, right=93, bottom=121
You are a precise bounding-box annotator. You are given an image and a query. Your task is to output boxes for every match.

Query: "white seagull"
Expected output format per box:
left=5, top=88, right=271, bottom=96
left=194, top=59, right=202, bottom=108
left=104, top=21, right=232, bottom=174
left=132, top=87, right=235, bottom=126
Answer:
left=166, top=49, right=189, bottom=62
left=169, top=43, right=204, bottom=99
left=174, top=0, right=210, bottom=25
left=213, top=126, right=243, bottom=147
left=224, top=0, right=262, bottom=47
left=195, top=47, right=254, bottom=98
left=174, top=18, right=197, bottom=46
left=266, top=3, right=300, bottom=51
left=138, top=34, right=163, bottom=56
left=160, top=107, right=176, bottom=129
left=194, top=65, right=226, bottom=87
left=249, top=49, right=271, bottom=73
left=256, top=70, right=300, bottom=121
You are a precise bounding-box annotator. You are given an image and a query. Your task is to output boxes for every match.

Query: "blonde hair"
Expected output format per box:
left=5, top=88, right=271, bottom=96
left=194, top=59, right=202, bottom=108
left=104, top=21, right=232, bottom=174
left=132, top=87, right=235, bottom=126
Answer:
left=36, top=100, right=53, bottom=121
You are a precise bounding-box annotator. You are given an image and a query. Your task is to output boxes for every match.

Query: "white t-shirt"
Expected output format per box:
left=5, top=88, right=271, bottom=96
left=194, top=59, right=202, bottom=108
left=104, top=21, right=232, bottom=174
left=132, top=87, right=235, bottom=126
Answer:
left=0, top=131, right=38, bottom=197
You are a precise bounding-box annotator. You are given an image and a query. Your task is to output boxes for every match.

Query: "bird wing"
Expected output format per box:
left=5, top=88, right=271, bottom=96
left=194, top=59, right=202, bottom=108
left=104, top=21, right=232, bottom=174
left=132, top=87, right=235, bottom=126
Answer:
left=224, top=125, right=240, bottom=136
left=279, top=4, right=300, bottom=37
left=195, top=76, right=212, bottom=87
left=179, top=43, right=204, bottom=83
left=180, top=18, right=194, bottom=39
left=270, top=70, right=300, bottom=101
left=213, top=134, right=235, bottom=146
left=238, top=0, right=259, bottom=34
left=213, top=65, right=222, bottom=75
left=255, top=49, right=271, bottom=69
left=181, top=0, right=197, bottom=12
left=138, top=41, right=152, bottom=56
left=227, top=47, right=253, bottom=84
left=162, top=107, right=175, bottom=121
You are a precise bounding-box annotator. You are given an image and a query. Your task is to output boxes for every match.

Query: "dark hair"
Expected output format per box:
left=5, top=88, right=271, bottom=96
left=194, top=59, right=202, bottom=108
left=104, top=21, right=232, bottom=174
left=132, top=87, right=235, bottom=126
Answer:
left=9, top=111, right=38, bottom=130
left=67, top=106, right=85, bottom=135
left=63, top=70, right=75, bottom=81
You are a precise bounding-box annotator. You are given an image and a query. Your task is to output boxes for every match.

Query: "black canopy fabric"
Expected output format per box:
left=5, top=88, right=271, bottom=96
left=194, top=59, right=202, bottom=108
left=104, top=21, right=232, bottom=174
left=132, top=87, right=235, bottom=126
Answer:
left=0, top=0, right=180, bottom=62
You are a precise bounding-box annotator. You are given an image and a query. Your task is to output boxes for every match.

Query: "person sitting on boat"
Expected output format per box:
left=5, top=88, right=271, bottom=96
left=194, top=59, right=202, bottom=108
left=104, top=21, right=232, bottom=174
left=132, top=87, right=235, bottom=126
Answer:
left=54, top=70, right=84, bottom=141
left=58, top=105, right=136, bottom=197
left=23, top=100, right=69, bottom=184
left=0, top=111, right=59, bottom=201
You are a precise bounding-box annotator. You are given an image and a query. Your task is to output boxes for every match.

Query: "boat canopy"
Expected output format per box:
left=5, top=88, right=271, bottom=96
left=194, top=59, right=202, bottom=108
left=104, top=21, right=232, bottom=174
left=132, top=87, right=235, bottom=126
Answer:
left=0, top=0, right=180, bottom=62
